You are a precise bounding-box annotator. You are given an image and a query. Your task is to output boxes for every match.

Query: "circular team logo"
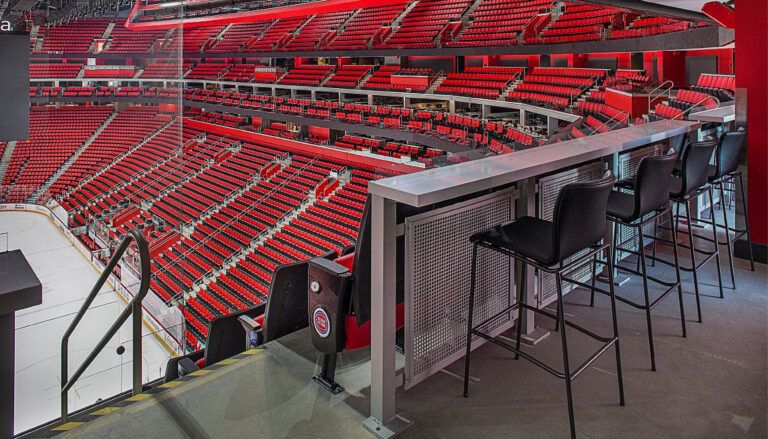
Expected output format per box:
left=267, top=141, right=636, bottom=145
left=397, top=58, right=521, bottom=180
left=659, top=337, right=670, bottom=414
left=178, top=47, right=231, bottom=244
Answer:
left=313, top=307, right=331, bottom=338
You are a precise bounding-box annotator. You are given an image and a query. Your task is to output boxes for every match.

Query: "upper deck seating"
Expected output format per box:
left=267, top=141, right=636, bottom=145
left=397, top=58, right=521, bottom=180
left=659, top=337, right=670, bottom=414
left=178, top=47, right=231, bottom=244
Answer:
left=37, top=18, right=112, bottom=54
left=209, top=22, right=274, bottom=53
left=283, top=10, right=353, bottom=51
left=321, top=4, right=406, bottom=50
left=446, top=0, right=550, bottom=47
left=375, top=0, right=473, bottom=49
left=244, top=17, right=308, bottom=52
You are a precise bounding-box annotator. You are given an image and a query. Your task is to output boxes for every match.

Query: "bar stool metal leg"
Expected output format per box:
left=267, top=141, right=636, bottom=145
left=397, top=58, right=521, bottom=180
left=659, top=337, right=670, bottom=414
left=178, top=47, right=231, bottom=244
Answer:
left=636, top=224, right=656, bottom=371
left=669, top=209, right=687, bottom=338
left=605, top=245, right=626, bottom=406
left=611, top=222, right=619, bottom=283
left=651, top=217, right=659, bottom=267
left=683, top=198, right=703, bottom=323
left=463, top=244, right=478, bottom=398
left=737, top=173, right=756, bottom=271
left=514, top=263, right=525, bottom=361
left=588, top=252, right=598, bottom=307
left=717, top=181, right=737, bottom=289
left=717, top=181, right=736, bottom=290
left=555, top=272, right=576, bottom=439
left=708, top=186, right=725, bottom=299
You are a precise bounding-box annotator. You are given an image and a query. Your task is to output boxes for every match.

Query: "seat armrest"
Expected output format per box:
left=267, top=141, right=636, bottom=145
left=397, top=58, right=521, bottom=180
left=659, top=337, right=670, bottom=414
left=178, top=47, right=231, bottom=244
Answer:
left=178, top=357, right=200, bottom=375
left=238, top=315, right=261, bottom=331
left=333, top=253, right=355, bottom=272
left=239, top=314, right=263, bottom=346
left=314, top=256, right=352, bottom=275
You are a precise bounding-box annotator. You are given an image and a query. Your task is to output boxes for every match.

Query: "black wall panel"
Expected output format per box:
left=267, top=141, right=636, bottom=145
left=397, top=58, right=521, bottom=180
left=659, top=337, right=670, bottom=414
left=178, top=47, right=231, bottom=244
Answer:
left=0, top=31, right=30, bottom=142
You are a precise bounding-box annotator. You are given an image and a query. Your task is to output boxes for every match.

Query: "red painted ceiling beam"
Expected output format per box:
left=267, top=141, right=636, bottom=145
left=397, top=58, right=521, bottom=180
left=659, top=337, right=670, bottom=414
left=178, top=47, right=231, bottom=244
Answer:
left=125, top=0, right=412, bottom=30
left=701, top=1, right=735, bottom=29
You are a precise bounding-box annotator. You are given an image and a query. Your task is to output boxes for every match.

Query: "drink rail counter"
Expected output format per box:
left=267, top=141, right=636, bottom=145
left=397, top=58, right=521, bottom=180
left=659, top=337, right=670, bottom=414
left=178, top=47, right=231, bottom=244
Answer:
left=689, top=105, right=736, bottom=123
left=364, top=119, right=701, bottom=437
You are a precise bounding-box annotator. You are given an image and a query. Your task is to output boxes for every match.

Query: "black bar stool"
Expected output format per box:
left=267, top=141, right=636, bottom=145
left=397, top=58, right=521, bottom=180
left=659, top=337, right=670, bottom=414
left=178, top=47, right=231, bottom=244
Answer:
left=463, top=172, right=624, bottom=439
left=594, top=151, right=685, bottom=371
left=708, top=130, right=754, bottom=287
left=660, top=140, right=724, bottom=322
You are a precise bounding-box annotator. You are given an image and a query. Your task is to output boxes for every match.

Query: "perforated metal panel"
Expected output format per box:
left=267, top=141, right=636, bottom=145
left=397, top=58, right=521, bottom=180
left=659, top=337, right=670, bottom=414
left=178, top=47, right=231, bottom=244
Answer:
left=618, top=143, right=666, bottom=180
left=537, top=162, right=606, bottom=308
left=404, top=189, right=518, bottom=389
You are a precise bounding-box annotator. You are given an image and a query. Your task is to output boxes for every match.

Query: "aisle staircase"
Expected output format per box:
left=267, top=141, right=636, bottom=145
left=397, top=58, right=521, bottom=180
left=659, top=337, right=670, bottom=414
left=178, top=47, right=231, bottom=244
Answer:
left=331, top=7, right=361, bottom=38
left=393, top=1, right=418, bottom=29
left=426, top=75, right=446, bottom=94
left=176, top=156, right=288, bottom=239
left=463, top=0, right=483, bottom=19
left=381, top=0, right=419, bottom=43
left=141, top=140, right=242, bottom=210
left=280, top=14, right=316, bottom=48
left=30, top=111, right=119, bottom=202
left=61, top=118, right=175, bottom=200
left=72, top=131, right=202, bottom=215
left=101, top=21, right=115, bottom=40
left=499, top=79, right=522, bottom=99
left=182, top=159, right=343, bottom=298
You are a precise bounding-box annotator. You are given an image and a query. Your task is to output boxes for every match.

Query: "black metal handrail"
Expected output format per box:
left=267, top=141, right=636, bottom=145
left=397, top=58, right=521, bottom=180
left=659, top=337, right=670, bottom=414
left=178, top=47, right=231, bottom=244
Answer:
left=60, top=229, right=151, bottom=422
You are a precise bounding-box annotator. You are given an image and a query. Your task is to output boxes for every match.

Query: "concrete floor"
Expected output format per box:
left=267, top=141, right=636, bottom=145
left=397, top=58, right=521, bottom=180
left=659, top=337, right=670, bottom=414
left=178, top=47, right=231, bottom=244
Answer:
left=61, top=245, right=767, bottom=439
left=401, top=253, right=767, bottom=439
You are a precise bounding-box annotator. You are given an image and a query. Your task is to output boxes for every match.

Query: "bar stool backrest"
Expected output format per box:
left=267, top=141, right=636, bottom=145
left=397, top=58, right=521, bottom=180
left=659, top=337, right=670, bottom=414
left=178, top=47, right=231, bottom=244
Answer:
left=552, top=171, right=616, bottom=263
left=676, top=139, right=717, bottom=197
left=633, top=152, right=678, bottom=218
left=713, top=131, right=746, bottom=179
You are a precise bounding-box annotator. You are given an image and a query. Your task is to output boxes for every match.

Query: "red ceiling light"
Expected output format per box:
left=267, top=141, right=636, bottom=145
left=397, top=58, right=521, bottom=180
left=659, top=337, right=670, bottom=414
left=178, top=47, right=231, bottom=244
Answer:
left=126, top=0, right=412, bottom=30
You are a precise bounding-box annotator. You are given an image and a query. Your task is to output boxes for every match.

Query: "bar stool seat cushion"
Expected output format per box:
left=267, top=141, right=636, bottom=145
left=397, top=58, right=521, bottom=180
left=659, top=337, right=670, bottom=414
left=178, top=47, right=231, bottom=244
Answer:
left=470, top=216, right=555, bottom=266
left=606, top=190, right=637, bottom=221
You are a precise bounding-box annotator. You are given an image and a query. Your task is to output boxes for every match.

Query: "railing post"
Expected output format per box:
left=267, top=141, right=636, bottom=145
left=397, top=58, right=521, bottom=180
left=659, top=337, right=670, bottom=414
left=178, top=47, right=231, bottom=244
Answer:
left=60, top=230, right=150, bottom=424
left=61, top=351, right=68, bottom=422
left=132, top=301, right=142, bottom=396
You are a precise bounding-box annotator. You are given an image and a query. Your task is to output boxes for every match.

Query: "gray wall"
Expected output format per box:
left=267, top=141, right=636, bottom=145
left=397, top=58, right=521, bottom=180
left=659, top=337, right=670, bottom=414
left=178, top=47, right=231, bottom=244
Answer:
left=686, top=55, right=718, bottom=86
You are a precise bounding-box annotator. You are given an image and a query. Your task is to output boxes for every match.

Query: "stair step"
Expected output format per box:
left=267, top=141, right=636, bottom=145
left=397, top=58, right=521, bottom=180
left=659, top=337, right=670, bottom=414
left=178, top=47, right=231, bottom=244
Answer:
left=31, top=111, right=119, bottom=202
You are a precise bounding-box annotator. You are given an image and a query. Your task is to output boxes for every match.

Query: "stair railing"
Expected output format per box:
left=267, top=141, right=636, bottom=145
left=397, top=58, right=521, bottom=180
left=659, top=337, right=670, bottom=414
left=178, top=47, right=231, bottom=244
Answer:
left=674, top=95, right=720, bottom=120
left=123, top=134, right=228, bottom=203
left=60, top=229, right=150, bottom=422
left=163, top=157, right=320, bottom=302
left=587, top=110, right=629, bottom=135
left=569, top=74, right=600, bottom=104
left=647, top=80, right=675, bottom=114
left=540, top=117, right=582, bottom=146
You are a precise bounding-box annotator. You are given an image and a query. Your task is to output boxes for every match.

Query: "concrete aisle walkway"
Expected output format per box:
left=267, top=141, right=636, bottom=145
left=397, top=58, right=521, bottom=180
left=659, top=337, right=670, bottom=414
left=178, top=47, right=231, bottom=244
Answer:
left=61, top=251, right=766, bottom=439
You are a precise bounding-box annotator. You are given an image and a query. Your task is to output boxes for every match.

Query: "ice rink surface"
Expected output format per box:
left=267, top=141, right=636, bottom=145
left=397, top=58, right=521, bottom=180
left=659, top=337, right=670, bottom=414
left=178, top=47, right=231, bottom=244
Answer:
left=0, top=211, right=172, bottom=435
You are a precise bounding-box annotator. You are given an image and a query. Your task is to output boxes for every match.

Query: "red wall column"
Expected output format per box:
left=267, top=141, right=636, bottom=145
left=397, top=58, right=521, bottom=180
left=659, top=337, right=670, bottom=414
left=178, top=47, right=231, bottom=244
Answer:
left=661, top=51, right=687, bottom=87
left=737, top=0, right=768, bottom=249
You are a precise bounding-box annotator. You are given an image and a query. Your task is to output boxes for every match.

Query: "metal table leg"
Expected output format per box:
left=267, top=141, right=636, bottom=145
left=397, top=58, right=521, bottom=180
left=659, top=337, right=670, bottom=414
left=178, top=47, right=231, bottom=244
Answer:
left=364, top=195, right=412, bottom=438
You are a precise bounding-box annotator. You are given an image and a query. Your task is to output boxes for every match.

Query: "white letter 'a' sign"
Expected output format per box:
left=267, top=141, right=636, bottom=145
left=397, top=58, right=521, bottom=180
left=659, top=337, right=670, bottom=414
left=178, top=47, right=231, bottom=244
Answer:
left=0, top=21, right=12, bottom=32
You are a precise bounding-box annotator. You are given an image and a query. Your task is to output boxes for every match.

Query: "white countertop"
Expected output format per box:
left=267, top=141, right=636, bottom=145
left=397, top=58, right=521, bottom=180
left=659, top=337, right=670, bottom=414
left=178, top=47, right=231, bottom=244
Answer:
left=369, top=120, right=701, bottom=207
left=688, top=105, right=735, bottom=123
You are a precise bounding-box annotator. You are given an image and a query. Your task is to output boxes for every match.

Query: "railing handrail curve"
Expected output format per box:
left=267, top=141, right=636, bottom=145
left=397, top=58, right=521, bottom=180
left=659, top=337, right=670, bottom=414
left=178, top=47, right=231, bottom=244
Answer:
left=60, top=229, right=151, bottom=422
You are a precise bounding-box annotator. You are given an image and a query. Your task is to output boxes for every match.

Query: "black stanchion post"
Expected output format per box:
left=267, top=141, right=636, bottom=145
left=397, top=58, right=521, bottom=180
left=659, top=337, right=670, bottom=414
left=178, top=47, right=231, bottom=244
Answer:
left=0, top=250, right=42, bottom=439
